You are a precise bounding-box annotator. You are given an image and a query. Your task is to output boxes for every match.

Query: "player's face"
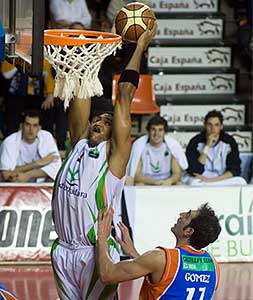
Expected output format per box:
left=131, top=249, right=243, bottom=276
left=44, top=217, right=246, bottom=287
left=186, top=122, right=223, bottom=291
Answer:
left=149, top=125, right=165, bottom=146
left=88, top=113, right=113, bottom=145
left=205, top=117, right=223, bottom=136
left=22, top=116, right=41, bottom=143
left=171, top=209, right=199, bottom=239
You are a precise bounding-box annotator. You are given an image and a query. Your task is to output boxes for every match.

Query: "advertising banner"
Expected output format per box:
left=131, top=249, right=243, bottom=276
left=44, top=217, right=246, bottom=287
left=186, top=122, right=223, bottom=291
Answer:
left=0, top=185, right=55, bottom=262
left=147, top=0, right=219, bottom=13
left=134, top=186, right=253, bottom=262
left=156, top=18, right=223, bottom=40
left=160, top=104, right=245, bottom=126
left=148, top=47, right=232, bottom=68
left=1, top=185, right=253, bottom=262
left=153, top=73, right=236, bottom=95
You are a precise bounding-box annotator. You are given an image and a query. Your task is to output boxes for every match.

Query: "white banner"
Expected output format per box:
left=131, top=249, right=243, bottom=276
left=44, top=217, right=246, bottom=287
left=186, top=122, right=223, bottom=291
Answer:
left=148, top=47, right=232, bottom=68
left=160, top=104, right=245, bottom=126
left=156, top=18, right=223, bottom=40
left=134, top=186, right=253, bottom=262
left=153, top=73, right=235, bottom=95
left=171, top=131, right=252, bottom=152
left=0, top=185, right=55, bottom=262
left=147, top=0, right=219, bottom=13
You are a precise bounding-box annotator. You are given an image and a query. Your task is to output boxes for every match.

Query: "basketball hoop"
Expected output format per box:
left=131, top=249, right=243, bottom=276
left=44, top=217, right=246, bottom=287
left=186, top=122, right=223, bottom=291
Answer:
left=44, top=29, right=122, bottom=108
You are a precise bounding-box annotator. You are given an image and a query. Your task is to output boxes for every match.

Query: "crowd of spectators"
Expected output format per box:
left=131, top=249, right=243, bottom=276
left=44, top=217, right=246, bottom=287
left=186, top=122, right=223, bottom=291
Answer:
left=0, top=0, right=252, bottom=184
left=126, top=112, right=250, bottom=186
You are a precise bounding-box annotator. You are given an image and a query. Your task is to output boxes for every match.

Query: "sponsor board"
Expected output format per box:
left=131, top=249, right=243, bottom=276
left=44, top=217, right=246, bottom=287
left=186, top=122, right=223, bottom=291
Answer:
left=148, top=47, right=231, bottom=68
left=134, top=185, right=253, bottom=262
left=156, top=18, right=223, bottom=40
left=171, top=131, right=252, bottom=152
left=153, top=73, right=236, bottom=95
left=1, top=184, right=253, bottom=262
left=229, top=132, right=253, bottom=152
left=0, top=186, right=55, bottom=262
left=147, top=0, right=219, bottom=13
left=160, top=104, right=245, bottom=126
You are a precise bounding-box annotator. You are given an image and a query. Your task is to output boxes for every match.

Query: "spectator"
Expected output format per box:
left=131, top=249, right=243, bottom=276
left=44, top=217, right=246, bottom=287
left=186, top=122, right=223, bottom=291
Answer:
left=0, top=109, right=61, bottom=182
left=185, top=110, right=247, bottom=186
left=49, top=0, right=92, bottom=29
left=127, top=116, right=188, bottom=185
left=1, top=59, right=54, bottom=137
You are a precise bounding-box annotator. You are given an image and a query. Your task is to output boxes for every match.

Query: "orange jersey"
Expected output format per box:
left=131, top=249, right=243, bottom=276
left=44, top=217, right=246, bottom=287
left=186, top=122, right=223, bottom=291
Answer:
left=140, top=245, right=220, bottom=300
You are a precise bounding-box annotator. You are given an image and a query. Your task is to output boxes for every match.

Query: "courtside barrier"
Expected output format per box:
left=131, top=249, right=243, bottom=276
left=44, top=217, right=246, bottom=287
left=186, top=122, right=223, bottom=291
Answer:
left=0, top=184, right=253, bottom=262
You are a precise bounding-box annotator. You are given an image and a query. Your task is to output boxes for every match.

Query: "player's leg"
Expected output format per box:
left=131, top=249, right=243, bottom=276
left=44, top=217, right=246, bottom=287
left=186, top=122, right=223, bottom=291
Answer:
left=79, top=244, right=120, bottom=300
left=51, top=239, right=81, bottom=300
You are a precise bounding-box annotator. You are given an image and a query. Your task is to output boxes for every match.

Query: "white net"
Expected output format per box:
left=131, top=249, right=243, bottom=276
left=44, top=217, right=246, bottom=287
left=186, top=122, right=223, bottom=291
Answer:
left=44, top=34, right=121, bottom=109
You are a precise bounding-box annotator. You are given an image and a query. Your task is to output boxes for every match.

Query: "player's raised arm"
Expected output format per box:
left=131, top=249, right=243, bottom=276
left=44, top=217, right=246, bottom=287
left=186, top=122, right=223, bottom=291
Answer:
left=109, top=22, right=157, bottom=178
left=96, top=206, right=165, bottom=284
left=68, top=97, right=91, bottom=147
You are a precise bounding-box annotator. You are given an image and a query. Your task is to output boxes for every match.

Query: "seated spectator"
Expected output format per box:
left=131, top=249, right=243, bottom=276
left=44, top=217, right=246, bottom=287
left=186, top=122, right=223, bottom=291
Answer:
left=50, top=0, right=92, bottom=29
left=0, top=109, right=61, bottom=182
left=185, top=110, right=246, bottom=186
left=127, top=116, right=188, bottom=185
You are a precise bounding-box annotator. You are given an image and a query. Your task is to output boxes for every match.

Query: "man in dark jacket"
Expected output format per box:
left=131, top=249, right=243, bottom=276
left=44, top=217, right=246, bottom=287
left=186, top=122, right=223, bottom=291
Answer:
left=185, top=110, right=246, bottom=186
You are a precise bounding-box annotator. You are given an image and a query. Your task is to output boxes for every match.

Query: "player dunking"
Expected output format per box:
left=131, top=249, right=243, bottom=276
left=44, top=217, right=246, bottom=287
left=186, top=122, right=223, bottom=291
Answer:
left=50, top=22, right=157, bottom=300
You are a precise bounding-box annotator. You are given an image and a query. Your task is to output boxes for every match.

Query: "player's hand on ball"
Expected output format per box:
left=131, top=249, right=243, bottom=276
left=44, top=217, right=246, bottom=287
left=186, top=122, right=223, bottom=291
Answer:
left=137, top=20, right=157, bottom=51
left=98, top=205, right=114, bottom=242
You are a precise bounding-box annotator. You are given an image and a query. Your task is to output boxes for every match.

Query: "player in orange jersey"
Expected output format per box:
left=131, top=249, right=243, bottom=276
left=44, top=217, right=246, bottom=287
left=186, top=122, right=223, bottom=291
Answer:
left=97, top=203, right=221, bottom=300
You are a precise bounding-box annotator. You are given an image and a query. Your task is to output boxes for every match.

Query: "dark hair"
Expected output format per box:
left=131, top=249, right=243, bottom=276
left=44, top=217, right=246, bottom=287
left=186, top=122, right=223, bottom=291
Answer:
left=187, top=203, right=221, bottom=250
left=90, top=96, right=113, bottom=121
left=204, top=110, right=223, bottom=124
left=146, top=115, right=169, bottom=132
left=91, top=111, right=113, bottom=122
left=21, top=109, right=42, bottom=125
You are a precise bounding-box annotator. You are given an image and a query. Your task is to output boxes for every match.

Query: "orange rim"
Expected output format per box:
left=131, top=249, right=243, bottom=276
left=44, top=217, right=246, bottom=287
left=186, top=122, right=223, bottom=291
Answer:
left=44, top=29, right=122, bottom=46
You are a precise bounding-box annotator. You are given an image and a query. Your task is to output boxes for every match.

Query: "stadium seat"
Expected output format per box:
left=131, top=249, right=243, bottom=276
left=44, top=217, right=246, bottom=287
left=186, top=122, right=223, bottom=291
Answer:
left=112, top=74, right=160, bottom=114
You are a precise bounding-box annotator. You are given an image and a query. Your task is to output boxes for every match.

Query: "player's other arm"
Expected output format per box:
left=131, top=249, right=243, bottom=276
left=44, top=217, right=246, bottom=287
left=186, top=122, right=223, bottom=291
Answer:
left=110, top=22, right=157, bottom=178
left=68, top=97, right=91, bottom=147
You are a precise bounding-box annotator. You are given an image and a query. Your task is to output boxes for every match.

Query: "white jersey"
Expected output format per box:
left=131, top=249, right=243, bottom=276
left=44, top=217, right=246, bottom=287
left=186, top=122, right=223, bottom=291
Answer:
left=52, top=139, right=125, bottom=246
left=141, top=142, right=172, bottom=181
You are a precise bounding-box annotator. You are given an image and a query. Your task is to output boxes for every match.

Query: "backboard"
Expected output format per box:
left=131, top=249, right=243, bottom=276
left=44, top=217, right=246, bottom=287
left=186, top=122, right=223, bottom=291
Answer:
left=0, top=0, right=45, bottom=77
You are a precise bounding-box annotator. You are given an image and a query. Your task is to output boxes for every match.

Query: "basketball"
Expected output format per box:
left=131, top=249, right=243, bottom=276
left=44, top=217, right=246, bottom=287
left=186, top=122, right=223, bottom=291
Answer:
left=115, top=2, right=156, bottom=43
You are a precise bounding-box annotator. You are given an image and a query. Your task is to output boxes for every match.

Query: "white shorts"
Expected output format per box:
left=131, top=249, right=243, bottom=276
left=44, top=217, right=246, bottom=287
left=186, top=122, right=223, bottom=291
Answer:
left=51, top=239, right=120, bottom=300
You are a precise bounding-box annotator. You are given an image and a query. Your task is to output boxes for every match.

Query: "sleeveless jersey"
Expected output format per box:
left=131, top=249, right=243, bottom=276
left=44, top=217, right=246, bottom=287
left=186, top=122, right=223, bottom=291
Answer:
left=140, top=245, right=220, bottom=300
left=141, top=142, right=172, bottom=181
left=52, top=139, right=125, bottom=247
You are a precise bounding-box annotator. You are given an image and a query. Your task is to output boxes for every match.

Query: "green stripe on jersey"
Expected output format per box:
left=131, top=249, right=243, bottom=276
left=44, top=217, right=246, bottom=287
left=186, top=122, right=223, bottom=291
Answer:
left=95, top=166, right=109, bottom=211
